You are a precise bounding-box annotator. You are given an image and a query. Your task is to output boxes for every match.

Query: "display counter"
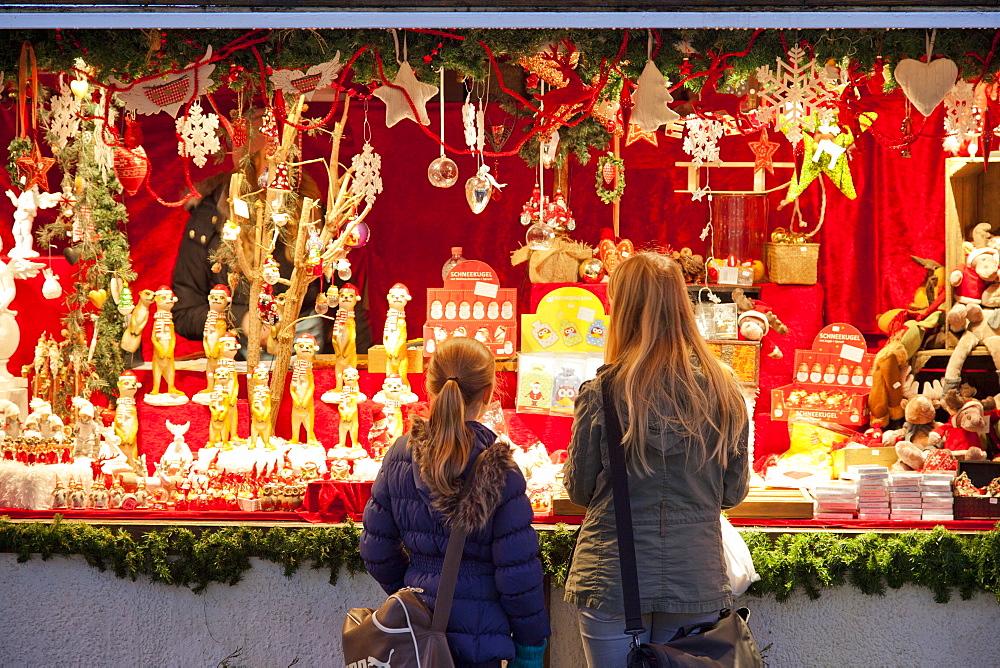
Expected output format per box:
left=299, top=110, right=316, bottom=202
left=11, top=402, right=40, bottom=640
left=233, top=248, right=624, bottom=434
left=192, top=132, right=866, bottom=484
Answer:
left=2, top=518, right=1000, bottom=667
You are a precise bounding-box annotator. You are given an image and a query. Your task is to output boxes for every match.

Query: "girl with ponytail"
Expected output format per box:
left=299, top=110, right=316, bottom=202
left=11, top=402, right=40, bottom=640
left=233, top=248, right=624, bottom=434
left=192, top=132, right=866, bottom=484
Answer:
left=361, top=336, right=550, bottom=668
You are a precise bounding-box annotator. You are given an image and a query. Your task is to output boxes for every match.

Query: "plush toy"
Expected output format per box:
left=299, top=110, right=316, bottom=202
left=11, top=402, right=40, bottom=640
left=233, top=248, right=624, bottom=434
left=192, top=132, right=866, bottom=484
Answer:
left=732, top=288, right=789, bottom=359
left=930, top=388, right=997, bottom=461
left=868, top=341, right=911, bottom=429
left=948, top=245, right=999, bottom=332
left=883, top=395, right=944, bottom=470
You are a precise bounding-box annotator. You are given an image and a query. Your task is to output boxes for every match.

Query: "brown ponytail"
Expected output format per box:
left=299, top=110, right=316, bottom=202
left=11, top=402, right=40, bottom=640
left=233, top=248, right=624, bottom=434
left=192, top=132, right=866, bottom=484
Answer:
left=421, top=337, right=496, bottom=496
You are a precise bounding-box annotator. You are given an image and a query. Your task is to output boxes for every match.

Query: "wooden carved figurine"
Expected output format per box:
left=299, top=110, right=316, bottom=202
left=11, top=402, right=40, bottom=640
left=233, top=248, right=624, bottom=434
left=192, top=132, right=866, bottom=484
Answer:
left=68, top=479, right=86, bottom=509
left=208, top=365, right=236, bottom=449
left=195, top=284, right=231, bottom=403
left=290, top=333, right=318, bottom=444
left=146, top=287, right=188, bottom=405
left=90, top=481, right=109, bottom=509
left=384, top=282, right=412, bottom=390
left=373, top=374, right=406, bottom=444
left=338, top=385, right=360, bottom=449
left=120, top=288, right=154, bottom=353
left=331, top=283, right=360, bottom=394
left=249, top=363, right=273, bottom=449
left=114, top=371, right=141, bottom=466
left=216, top=332, right=241, bottom=440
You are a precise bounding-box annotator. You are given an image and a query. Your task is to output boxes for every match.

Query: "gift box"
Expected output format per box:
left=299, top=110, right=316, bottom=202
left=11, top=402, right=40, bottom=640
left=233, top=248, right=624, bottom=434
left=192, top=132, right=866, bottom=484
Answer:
left=832, top=447, right=899, bottom=478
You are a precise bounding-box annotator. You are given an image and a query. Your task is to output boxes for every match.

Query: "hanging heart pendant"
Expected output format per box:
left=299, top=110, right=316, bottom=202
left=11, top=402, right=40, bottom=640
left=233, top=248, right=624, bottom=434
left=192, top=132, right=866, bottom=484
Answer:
left=465, top=175, right=492, bottom=214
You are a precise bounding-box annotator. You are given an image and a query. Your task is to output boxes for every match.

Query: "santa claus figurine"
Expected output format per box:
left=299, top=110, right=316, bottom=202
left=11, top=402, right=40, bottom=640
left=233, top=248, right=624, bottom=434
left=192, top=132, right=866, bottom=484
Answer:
left=732, top=288, right=789, bottom=359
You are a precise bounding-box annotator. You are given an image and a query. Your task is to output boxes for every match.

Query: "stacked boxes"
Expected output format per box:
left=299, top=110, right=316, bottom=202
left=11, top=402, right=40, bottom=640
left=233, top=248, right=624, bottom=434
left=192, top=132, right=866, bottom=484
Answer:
left=813, top=481, right=858, bottom=520
left=888, top=472, right=923, bottom=521
left=854, top=466, right=890, bottom=520
left=921, top=473, right=956, bottom=521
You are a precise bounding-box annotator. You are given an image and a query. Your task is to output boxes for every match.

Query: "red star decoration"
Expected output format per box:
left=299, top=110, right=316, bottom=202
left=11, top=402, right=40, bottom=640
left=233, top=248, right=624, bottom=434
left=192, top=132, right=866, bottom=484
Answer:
left=748, top=128, right=780, bottom=175
left=15, top=142, right=56, bottom=192
left=624, top=122, right=658, bottom=147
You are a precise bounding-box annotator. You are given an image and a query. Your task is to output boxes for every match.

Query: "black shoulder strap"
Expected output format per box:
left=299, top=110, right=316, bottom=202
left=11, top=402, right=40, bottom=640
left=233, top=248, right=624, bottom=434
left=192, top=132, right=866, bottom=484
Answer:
left=431, top=450, right=487, bottom=632
left=601, top=373, right=646, bottom=638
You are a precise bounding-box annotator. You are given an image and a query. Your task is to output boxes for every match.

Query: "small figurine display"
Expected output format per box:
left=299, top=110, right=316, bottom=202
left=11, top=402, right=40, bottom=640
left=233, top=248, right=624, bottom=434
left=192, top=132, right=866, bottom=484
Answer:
left=330, top=283, right=361, bottom=395
left=51, top=479, right=68, bottom=509
left=108, top=477, right=125, bottom=509
left=249, top=363, right=274, bottom=449
left=383, top=282, right=412, bottom=391
left=23, top=399, right=65, bottom=440
left=114, top=371, right=141, bottom=466
left=289, top=333, right=318, bottom=444
left=0, top=399, right=21, bottom=439
left=120, top=288, right=154, bottom=353
left=337, top=386, right=361, bottom=449
left=193, top=284, right=232, bottom=405
left=208, top=365, right=237, bottom=449
left=321, top=364, right=368, bottom=405
left=89, top=480, right=109, bottom=509
left=68, top=479, right=86, bottom=508
left=70, top=397, right=100, bottom=459
left=145, top=286, right=188, bottom=405
left=217, top=331, right=242, bottom=439
left=372, top=374, right=413, bottom=444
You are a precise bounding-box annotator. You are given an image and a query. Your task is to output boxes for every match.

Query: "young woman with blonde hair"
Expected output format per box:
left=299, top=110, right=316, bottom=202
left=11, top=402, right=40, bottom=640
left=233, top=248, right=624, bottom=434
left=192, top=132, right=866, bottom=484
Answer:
left=361, top=336, right=550, bottom=668
left=564, top=251, right=750, bottom=666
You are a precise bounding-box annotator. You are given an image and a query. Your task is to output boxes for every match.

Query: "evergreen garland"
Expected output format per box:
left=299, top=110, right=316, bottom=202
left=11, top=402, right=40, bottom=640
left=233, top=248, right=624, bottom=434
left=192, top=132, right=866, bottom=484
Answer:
left=4, top=517, right=1000, bottom=605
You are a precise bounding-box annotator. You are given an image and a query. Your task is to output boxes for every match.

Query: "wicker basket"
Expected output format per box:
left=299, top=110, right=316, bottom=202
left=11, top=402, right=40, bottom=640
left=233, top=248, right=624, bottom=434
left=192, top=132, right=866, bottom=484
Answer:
left=765, top=242, right=820, bottom=285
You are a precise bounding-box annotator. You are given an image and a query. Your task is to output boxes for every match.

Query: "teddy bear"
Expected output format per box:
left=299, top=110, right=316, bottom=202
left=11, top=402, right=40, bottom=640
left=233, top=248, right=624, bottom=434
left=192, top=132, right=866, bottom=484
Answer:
left=882, top=395, right=944, bottom=470
left=732, top=288, right=789, bottom=359
left=947, top=223, right=1000, bottom=333
left=930, top=388, right=997, bottom=461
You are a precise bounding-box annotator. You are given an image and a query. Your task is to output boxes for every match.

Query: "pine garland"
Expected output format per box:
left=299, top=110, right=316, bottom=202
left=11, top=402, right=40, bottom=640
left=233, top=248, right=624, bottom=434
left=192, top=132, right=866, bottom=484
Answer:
left=3, top=517, right=1000, bottom=604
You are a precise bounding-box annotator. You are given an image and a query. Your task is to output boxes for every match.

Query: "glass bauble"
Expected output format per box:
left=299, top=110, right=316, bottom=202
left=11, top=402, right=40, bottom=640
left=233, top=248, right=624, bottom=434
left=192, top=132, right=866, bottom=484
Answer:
left=428, top=156, right=459, bottom=188
left=526, top=222, right=556, bottom=251
left=578, top=257, right=605, bottom=284
left=346, top=221, right=370, bottom=248
left=465, top=175, right=492, bottom=214
left=338, top=262, right=353, bottom=281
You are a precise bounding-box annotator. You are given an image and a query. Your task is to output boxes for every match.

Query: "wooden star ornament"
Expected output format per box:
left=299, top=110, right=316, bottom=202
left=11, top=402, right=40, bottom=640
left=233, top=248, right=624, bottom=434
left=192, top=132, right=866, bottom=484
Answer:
left=749, top=128, right=780, bottom=175
left=16, top=142, right=57, bottom=192
left=625, top=122, right=658, bottom=147
left=372, top=61, right=439, bottom=128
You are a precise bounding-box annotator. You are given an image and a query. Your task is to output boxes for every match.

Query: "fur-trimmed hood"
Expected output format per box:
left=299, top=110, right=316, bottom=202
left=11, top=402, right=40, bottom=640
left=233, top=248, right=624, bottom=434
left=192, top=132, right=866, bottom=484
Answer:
left=408, top=417, right=517, bottom=533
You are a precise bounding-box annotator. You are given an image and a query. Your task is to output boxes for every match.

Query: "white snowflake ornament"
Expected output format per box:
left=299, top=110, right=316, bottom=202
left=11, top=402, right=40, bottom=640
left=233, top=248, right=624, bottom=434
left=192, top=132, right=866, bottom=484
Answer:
left=756, top=46, right=836, bottom=145
left=682, top=118, right=725, bottom=168
left=47, top=81, right=81, bottom=151
left=350, top=141, right=383, bottom=206
left=943, top=81, right=977, bottom=156
left=176, top=100, right=221, bottom=168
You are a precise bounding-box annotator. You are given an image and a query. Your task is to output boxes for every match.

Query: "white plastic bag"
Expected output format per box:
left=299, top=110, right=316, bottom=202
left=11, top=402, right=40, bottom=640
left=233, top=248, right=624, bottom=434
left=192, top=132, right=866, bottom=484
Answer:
left=721, top=514, right=760, bottom=596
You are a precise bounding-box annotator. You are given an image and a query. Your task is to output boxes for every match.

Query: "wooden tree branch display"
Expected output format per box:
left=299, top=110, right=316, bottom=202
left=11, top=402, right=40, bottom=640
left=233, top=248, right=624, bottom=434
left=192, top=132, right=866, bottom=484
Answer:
left=220, top=93, right=378, bottom=432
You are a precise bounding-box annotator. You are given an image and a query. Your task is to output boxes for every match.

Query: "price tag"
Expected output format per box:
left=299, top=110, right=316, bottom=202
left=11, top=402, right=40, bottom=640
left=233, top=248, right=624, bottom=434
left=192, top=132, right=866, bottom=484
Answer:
left=840, top=344, right=865, bottom=363
left=871, top=449, right=880, bottom=456
left=474, top=281, right=498, bottom=299
left=577, top=306, right=596, bottom=323
left=991, top=498, right=998, bottom=505
left=233, top=197, right=250, bottom=219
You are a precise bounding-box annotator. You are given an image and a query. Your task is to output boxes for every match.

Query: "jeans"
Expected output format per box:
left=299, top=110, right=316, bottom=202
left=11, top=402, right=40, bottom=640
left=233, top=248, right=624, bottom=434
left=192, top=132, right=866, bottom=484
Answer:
left=577, top=605, right=719, bottom=668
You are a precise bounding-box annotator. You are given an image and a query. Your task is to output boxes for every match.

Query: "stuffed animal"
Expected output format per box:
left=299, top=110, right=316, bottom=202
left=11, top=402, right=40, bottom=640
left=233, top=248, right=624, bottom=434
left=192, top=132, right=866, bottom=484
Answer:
left=732, top=288, right=789, bottom=359
left=868, top=341, right=911, bottom=429
left=947, top=224, right=999, bottom=333
left=883, top=395, right=944, bottom=470
left=930, top=388, right=997, bottom=461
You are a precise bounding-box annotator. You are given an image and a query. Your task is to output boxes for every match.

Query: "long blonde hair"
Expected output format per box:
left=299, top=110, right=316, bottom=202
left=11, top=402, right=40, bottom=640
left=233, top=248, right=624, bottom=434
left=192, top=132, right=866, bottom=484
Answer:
left=420, top=336, right=496, bottom=496
left=605, top=252, right=747, bottom=472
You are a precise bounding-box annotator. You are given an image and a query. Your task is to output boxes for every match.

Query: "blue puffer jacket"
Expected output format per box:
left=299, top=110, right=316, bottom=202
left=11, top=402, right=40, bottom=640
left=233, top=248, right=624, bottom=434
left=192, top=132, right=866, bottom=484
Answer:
left=360, top=418, right=551, bottom=666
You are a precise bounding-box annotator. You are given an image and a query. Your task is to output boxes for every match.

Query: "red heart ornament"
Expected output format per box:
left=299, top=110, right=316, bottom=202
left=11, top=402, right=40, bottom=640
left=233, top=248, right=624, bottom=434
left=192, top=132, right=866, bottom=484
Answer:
left=114, top=145, right=149, bottom=196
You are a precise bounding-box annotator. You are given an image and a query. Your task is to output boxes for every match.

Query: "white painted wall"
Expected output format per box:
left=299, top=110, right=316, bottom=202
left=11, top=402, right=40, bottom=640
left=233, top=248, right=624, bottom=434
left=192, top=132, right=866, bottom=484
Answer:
left=1, top=553, right=998, bottom=667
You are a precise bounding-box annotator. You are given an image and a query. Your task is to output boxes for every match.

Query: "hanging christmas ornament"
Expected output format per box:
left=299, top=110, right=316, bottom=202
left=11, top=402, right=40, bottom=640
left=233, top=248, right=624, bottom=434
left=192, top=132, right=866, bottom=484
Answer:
left=262, top=256, right=281, bottom=286
left=41, top=268, right=62, bottom=300
left=315, top=291, right=330, bottom=315
left=943, top=81, right=978, bottom=155
left=540, top=130, right=560, bottom=169
left=69, top=76, right=89, bottom=100
left=109, top=45, right=216, bottom=117
left=345, top=220, right=370, bottom=248
left=222, top=218, right=240, bottom=241
left=782, top=112, right=876, bottom=204
left=258, top=284, right=279, bottom=325
left=117, top=285, right=135, bottom=316
left=682, top=118, right=725, bottom=168
left=229, top=114, right=248, bottom=148
left=336, top=258, right=353, bottom=281
left=755, top=46, right=837, bottom=145
left=260, top=108, right=279, bottom=156
left=269, top=53, right=342, bottom=100
left=894, top=31, right=958, bottom=117
left=526, top=222, right=556, bottom=251
left=350, top=103, right=383, bottom=206
left=428, top=67, right=459, bottom=188
left=89, top=96, right=117, bottom=178
left=176, top=100, right=221, bottom=168
left=72, top=204, right=95, bottom=243
left=595, top=155, right=625, bottom=204
left=47, top=81, right=81, bottom=151
left=465, top=164, right=505, bottom=215
left=56, top=186, right=76, bottom=225
left=630, top=58, right=680, bottom=133
left=15, top=141, right=57, bottom=192
left=113, top=145, right=149, bottom=196
left=305, top=227, right=323, bottom=270
left=123, top=114, right=144, bottom=149
left=748, top=127, right=780, bottom=175
left=624, top=122, right=658, bottom=147
left=373, top=61, right=438, bottom=128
